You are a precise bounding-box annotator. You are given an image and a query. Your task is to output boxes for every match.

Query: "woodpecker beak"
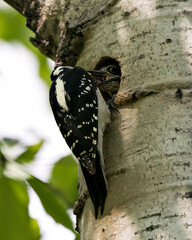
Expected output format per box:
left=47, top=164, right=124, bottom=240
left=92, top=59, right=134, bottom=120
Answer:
left=87, top=70, right=110, bottom=84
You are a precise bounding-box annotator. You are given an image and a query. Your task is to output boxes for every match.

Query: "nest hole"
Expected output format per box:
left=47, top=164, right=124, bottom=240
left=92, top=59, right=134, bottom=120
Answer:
left=94, top=57, right=121, bottom=100
left=94, top=57, right=121, bottom=75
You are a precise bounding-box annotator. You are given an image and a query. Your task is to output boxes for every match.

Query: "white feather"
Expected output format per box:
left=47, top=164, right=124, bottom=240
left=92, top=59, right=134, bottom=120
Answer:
left=53, top=66, right=64, bottom=76
left=53, top=66, right=73, bottom=76
left=55, top=78, right=69, bottom=111
left=96, top=89, right=110, bottom=170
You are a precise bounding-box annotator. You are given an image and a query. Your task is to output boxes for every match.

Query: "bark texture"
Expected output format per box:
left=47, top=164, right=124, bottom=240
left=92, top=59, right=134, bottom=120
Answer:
left=4, top=0, right=192, bottom=239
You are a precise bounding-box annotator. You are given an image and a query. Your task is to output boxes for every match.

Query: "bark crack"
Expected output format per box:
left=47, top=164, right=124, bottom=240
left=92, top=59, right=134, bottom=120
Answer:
left=139, top=213, right=162, bottom=220
left=135, top=224, right=161, bottom=235
left=114, top=84, right=192, bottom=106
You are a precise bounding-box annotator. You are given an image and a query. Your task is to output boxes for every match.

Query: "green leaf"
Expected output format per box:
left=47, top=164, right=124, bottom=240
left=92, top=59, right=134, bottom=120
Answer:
left=0, top=150, right=7, bottom=166
left=37, top=52, right=52, bottom=86
left=27, top=176, right=76, bottom=234
left=0, top=8, right=51, bottom=85
left=75, top=233, right=80, bottom=240
left=16, top=140, right=44, bottom=163
left=50, top=155, right=78, bottom=207
left=0, top=175, right=40, bottom=240
left=0, top=9, right=29, bottom=44
left=1, top=137, right=20, bottom=147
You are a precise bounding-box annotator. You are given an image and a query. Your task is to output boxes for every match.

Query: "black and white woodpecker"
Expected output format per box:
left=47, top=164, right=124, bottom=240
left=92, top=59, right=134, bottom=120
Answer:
left=49, top=65, right=120, bottom=218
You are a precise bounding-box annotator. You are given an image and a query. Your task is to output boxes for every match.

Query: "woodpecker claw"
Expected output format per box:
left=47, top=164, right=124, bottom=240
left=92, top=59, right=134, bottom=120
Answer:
left=107, top=94, right=119, bottom=113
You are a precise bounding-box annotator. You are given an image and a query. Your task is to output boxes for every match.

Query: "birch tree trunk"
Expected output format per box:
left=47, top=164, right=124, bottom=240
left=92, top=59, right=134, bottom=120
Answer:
left=4, top=0, right=192, bottom=239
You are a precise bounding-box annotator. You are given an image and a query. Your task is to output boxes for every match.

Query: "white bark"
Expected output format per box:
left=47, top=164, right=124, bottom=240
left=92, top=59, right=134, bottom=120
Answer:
left=4, top=0, right=192, bottom=239
left=76, top=0, right=192, bottom=239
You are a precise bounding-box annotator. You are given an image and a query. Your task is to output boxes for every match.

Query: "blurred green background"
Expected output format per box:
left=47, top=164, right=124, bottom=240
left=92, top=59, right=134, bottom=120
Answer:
left=0, top=4, right=79, bottom=240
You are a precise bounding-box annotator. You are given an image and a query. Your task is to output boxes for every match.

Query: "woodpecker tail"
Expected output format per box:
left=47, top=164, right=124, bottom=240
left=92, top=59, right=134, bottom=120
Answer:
left=80, top=153, right=107, bottom=218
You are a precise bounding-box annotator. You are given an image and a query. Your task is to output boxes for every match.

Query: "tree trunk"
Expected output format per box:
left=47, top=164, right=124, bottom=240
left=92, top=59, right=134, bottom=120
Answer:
left=4, top=0, right=192, bottom=239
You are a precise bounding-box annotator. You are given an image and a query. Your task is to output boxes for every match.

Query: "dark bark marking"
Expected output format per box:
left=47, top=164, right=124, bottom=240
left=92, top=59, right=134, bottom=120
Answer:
left=139, top=213, right=161, bottom=220
left=135, top=224, right=161, bottom=235
left=182, top=192, right=192, bottom=199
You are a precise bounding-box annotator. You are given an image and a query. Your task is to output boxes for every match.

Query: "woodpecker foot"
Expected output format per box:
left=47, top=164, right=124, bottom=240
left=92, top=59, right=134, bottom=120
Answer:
left=107, top=94, right=119, bottom=113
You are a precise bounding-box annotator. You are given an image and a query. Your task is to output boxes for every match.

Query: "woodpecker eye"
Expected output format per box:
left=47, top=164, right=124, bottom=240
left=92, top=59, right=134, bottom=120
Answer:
left=106, top=66, right=113, bottom=73
left=105, top=65, right=121, bottom=76
left=94, top=57, right=121, bottom=77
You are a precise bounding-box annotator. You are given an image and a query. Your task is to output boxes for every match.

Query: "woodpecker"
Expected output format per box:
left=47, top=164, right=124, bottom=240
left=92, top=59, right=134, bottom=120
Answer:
left=87, top=64, right=121, bottom=99
left=49, top=66, right=111, bottom=218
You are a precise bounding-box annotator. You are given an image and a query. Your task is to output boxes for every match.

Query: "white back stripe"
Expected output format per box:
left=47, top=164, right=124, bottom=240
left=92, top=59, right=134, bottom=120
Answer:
left=55, top=79, right=69, bottom=111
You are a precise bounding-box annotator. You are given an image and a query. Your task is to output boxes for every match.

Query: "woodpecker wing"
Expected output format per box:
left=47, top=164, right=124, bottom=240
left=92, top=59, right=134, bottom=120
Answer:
left=49, top=67, right=98, bottom=174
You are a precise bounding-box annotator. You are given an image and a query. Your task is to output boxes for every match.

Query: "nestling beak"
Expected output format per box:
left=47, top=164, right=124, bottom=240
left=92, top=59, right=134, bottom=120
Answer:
left=87, top=69, right=111, bottom=84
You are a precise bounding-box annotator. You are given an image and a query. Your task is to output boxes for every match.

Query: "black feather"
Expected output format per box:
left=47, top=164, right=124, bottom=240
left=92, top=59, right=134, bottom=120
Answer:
left=80, top=152, right=107, bottom=218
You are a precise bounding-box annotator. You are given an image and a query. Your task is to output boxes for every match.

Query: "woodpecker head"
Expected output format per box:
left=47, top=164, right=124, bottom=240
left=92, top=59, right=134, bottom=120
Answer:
left=87, top=65, right=120, bottom=82
left=51, top=66, right=73, bottom=82
left=98, top=65, right=121, bottom=77
left=87, top=64, right=121, bottom=98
